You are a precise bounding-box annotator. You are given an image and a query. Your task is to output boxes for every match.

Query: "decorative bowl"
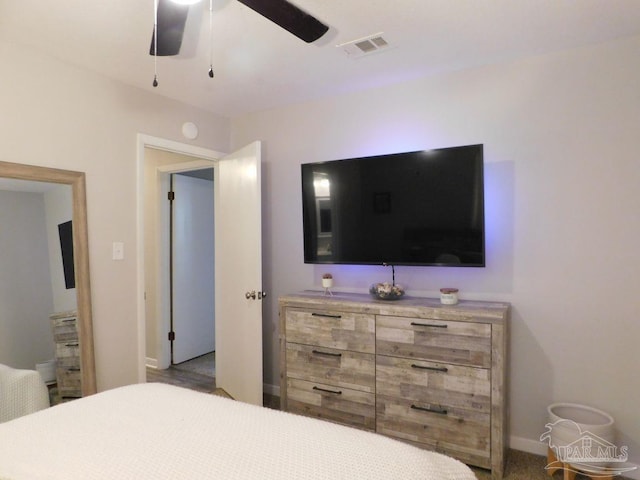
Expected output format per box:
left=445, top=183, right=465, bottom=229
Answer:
left=369, top=282, right=405, bottom=301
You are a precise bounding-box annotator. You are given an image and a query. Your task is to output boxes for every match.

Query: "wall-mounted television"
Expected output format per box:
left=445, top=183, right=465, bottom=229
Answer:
left=58, top=220, right=75, bottom=289
left=301, top=144, right=485, bottom=267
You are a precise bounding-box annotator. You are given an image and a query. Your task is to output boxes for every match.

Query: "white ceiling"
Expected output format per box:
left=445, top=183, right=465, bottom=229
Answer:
left=1, top=0, right=639, bottom=118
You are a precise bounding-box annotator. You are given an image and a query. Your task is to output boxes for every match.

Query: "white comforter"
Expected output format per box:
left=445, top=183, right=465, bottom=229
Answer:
left=0, top=383, right=476, bottom=479
left=0, top=364, right=49, bottom=423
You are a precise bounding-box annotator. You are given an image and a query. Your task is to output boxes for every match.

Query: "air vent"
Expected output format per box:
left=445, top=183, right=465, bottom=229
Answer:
left=337, top=33, right=392, bottom=58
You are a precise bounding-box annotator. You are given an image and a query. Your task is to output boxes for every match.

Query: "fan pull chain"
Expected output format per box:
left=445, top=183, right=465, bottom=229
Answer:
left=153, top=0, right=159, bottom=87
left=208, top=0, right=214, bottom=78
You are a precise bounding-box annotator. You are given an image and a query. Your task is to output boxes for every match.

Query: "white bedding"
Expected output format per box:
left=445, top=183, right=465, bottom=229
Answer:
left=0, top=364, right=49, bottom=423
left=0, top=383, right=476, bottom=480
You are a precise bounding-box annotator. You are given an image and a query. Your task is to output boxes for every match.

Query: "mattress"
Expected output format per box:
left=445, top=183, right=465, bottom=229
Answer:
left=0, top=383, right=477, bottom=479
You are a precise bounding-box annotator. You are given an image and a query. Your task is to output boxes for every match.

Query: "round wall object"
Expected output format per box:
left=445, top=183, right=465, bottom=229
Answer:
left=182, top=122, right=199, bottom=140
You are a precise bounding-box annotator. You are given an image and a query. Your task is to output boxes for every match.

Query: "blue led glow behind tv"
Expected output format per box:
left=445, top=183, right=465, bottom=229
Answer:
left=301, top=144, right=485, bottom=267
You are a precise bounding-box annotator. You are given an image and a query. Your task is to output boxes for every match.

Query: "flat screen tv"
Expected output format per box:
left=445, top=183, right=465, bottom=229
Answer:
left=58, top=220, right=75, bottom=289
left=301, top=144, right=485, bottom=266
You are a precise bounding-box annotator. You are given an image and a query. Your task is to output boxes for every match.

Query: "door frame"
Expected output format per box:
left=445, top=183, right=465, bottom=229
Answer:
left=136, top=134, right=226, bottom=381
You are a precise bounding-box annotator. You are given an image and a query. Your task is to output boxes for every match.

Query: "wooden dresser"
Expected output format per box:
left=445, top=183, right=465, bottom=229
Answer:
left=279, top=292, right=509, bottom=479
left=50, top=310, right=82, bottom=401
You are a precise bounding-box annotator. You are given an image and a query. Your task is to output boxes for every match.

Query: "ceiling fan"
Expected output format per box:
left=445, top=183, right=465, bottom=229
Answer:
left=150, top=0, right=329, bottom=57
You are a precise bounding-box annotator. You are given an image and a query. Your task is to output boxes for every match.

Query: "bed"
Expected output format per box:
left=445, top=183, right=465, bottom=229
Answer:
left=0, top=383, right=477, bottom=479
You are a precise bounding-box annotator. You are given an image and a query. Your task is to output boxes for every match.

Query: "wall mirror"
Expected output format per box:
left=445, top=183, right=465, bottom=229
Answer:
left=0, top=161, right=96, bottom=397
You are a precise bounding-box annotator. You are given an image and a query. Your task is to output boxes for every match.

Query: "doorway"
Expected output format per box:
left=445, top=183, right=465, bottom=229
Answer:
left=143, top=154, right=217, bottom=391
left=142, top=148, right=217, bottom=373
left=137, top=135, right=264, bottom=405
left=170, top=170, right=215, bottom=367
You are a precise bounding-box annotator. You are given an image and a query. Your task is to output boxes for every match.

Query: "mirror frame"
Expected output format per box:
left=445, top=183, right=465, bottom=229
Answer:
left=0, top=161, right=96, bottom=395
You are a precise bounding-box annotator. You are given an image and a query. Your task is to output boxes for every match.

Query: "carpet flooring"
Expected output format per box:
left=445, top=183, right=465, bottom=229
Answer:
left=472, top=450, right=550, bottom=479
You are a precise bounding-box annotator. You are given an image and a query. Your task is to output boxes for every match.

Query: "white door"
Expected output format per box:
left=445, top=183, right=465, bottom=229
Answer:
left=172, top=172, right=215, bottom=364
left=215, top=142, right=263, bottom=405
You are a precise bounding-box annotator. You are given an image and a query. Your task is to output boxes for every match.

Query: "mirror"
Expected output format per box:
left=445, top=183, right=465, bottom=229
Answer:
left=0, top=161, right=96, bottom=397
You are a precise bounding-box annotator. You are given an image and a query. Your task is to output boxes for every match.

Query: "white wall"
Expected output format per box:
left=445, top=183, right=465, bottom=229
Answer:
left=0, top=190, right=55, bottom=369
left=44, top=185, right=75, bottom=313
left=1, top=39, right=231, bottom=391
left=231, top=35, right=640, bottom=462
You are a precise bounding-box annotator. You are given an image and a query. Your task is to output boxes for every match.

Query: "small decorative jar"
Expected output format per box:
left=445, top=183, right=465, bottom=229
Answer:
left=322, top=274, right=333, bottom=289
left=440, top=288, right=459, bottom=305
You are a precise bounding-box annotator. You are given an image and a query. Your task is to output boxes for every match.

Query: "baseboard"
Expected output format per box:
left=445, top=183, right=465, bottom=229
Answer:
left=263, top=382, right=280, bottom=397
left=509, top=435, right=547, bottom=456
left=509, top=435, right=640, bottom=479
left=145, top=357, right=158, bottom=369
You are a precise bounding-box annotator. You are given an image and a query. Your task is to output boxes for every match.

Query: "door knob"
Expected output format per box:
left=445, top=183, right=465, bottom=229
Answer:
left=245, top=290, right=256, bottom=300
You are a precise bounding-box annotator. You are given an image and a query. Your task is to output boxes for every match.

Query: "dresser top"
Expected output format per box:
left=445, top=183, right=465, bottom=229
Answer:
left=49, top=310, right=78, bottom=320
left=279, top=291, right=509, bottom=324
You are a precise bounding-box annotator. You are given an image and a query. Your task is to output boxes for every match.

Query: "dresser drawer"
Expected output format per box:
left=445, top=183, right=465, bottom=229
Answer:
left=55, top=361, right=81, bottom=398
left=286, top=343, right=375, bottom=392
left=51, top=316, right=79, bottom=342
left=286, top=378, right=375, bottom=431
left=285, top=308, right=375, bottom=354
left=376, top=355, right=490, bottom=413
left=376, top=395, right=491, bottom=468
left=55, top=341, right=80, bottom=363
left=376, top=315, right=491, bottom=367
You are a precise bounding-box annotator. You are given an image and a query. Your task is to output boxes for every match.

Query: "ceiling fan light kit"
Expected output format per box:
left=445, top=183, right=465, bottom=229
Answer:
left=150, top=0, right=189, bottom=57
left=150, top=0, right=328, bottom=87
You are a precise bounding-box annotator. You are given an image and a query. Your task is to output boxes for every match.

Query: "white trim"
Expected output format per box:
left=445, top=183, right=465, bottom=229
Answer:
left=157, top=159, right=214, bottom=173
left=136, top=134, right=226, bottom=383
left=145, top=357, right=158, bottom=369
left=263, top=383, right=280, bottom=398
left=137, top=134, right=226, bottom=161
left=509, top=435, right=548, bottom=456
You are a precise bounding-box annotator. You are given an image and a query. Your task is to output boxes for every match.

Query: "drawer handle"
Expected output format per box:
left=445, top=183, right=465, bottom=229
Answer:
left=411, top=404, right=448, bottom=415
left=311, top=313, right=342, bottom=319
left=65, top=343, right=80, bottom=347
left=410, top=322, right=447, bottom=328
left=313, top=386, right=342, bottom=395
left=66, top=367, right=81, bottom=372
left=411, top=364, right=448, bottom=373
left=312, top=350, right=342, bottom=357
left=62, top=318, right=77, bottom=323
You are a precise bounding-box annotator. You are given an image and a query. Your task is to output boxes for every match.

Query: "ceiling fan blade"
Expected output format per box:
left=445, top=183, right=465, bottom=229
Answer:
left=237, top=0, right=329, bottom=43
left=149, top=0, right=190, bottom=57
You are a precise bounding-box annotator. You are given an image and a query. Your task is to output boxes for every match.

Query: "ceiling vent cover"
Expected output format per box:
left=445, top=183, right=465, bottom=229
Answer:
left=337, top=33, right=392, bottom=58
